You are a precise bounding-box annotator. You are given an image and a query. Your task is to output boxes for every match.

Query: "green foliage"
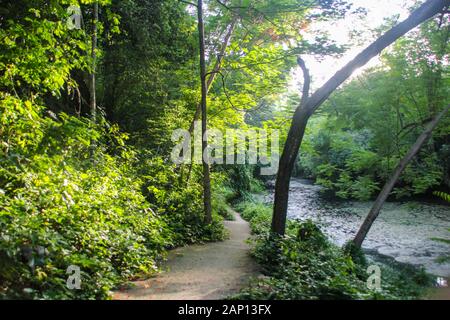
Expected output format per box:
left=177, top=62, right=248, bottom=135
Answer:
left=212, top=183, right=236, bottom=221
left=432, top=192, right=450, bottom=263
left=232, top=201, right=372, bottom=299
left=366, top=257, right=433, bottom=299
left=0, top=108, right=171, bottom=299
left=243, top=235, right=371, bottom=300
left=0, top=0, right=226, bottom=299
left=289, top=16, right=449, bottom=201
left=233, top=199, right=432, bottom=300
left=138, top=158, right=227, bottom=247
left=226, top=166, right=256, bottom=200
left=99, top=0, right=197, bottom=150
left=343, top=241, right=367, bottom=268
left=235, top=201, right=272, bottom=235
left=230, top=214, right=373, bottom=300
left=351, top=176, right=380, bottom=201
left=434, top=191, right=450, bottom=203
left=1, top=0, right=446, bottom=301
left=0, top=93, right=226, bottom=300
left=0, top=1, right=87, bottom=96
left=298, top=127, right=383, bottom=200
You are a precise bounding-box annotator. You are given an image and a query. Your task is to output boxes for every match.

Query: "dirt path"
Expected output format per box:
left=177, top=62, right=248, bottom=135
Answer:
left=113, top=211, right=260, bottom=300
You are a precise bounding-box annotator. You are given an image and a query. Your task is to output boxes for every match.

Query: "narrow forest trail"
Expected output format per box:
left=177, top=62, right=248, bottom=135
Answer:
left=113, top=210, right=260, bottom=300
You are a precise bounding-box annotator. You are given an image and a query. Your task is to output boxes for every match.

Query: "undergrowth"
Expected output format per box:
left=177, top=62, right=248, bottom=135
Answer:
left=231, top=199, right=433, bottom=300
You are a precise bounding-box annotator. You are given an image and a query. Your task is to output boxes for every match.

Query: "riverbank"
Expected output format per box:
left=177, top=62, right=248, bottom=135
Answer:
left=261, top=179, right=450, bottom=278
left=231, top=198, right=436, bottom=300
left=265, top=177, right=449, bottom=298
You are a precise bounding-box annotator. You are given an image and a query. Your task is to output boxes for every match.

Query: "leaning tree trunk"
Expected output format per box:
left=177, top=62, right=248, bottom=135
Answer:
left=197, top=0, right=212, bottom=224
left=271, top=0, right=449, bottom=236
left=353, top=104, right=449, bottom=248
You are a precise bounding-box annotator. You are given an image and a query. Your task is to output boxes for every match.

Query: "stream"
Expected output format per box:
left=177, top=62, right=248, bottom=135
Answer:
left=262, top=178, right=450, bottom=278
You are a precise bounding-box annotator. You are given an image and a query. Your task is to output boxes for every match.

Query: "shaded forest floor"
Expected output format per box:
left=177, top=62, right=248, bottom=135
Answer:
left=113, top=210, right=260, bottom=300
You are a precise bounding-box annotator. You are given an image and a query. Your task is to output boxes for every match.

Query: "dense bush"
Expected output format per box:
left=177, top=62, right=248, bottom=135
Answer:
left=0, top=101, right=171, bottom=298
left=0, top=98, right=226, bottom=299
left=0, top=0, right=227, bottom=299
left=225, top=165, right=265, bottom=201
left=232, top=200, right=432, bottom=300
left=138, top=158, right=227, bottom=247
left=212, top=183, right=236, bottom=221
left=235, top=201, right=272, bottom=235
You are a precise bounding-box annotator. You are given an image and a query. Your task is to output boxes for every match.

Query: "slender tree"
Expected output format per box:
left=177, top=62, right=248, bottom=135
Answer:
left=184, top=17, right=237, bottom=184
left=89, top=1, right=98, bottom=120
left=271, top=0, right=449, bottom=235
left=197, top=0, right=212, bottom=224
left=189, top=18, right=237, bottom=134
left=353, top=104, right=449, bottom=248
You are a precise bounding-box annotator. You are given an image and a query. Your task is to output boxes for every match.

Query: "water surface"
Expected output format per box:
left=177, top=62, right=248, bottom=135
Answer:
left=263, top=179, right=450, bottom=277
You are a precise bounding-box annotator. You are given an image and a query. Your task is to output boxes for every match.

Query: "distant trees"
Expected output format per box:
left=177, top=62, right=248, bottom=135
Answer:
left=271, top=0, right=450, bottom=236
left=99, top=0, right=196, bottom=149
left=353, top=104, right=449, bottom=248
left=293, top=10, right=449, bottom=201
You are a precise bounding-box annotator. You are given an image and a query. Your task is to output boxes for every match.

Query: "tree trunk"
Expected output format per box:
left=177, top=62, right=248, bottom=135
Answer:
left=272, top=57, right=310, bottom=234
left=271, top=0, right=449, bottom=235
left=197, top=0, right=212, bottom=224
left=353, top=104, right=449, bottom=248
left=89, top=1, right=98, bottom=120
left=183, top=18, right=237, bottom=185
left=189, top=19, right=237, bottom=134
